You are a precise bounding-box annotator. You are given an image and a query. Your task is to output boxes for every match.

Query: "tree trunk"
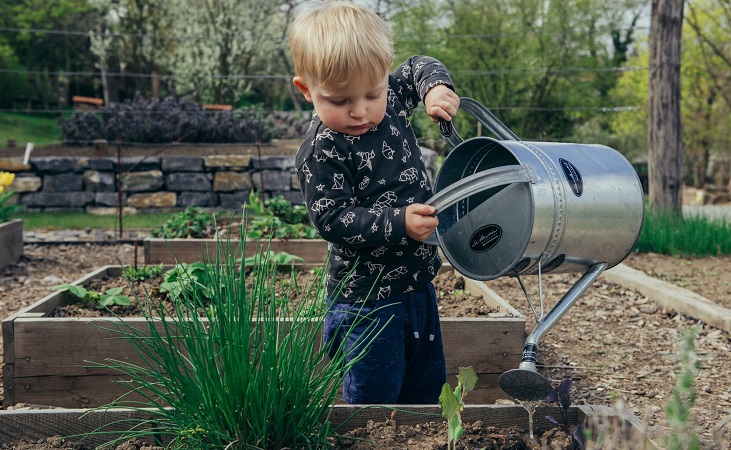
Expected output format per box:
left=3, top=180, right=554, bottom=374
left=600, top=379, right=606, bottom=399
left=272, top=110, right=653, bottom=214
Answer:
left=648, top=0, right=685, bottom=214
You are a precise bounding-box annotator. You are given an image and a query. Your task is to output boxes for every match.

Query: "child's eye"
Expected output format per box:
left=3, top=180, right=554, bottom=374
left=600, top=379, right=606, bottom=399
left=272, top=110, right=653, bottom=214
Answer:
left=331, top=99, right=347, bottom=106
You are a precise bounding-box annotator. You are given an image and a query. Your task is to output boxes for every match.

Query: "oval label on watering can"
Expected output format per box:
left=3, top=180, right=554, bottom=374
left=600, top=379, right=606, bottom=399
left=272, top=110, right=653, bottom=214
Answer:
left=559, top=158, right=583, bottom=197
left=469, top=224, right=502, bottom=252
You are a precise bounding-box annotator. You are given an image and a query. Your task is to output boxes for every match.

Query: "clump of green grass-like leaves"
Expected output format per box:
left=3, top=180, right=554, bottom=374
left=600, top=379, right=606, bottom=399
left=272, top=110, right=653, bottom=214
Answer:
left=81, top=225, right=381, bottom=449
left=634, top=207, right=731, bottom=256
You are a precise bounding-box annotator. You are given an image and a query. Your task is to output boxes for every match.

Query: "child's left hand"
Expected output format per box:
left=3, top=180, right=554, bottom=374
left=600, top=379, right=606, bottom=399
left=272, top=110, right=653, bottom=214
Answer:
left=424, top=85, right=460, bottom=123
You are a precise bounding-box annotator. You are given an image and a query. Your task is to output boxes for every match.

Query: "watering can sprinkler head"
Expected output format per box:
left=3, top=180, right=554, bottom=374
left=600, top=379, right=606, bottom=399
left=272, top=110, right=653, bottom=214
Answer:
left=499, top=343, right=552, bottom=401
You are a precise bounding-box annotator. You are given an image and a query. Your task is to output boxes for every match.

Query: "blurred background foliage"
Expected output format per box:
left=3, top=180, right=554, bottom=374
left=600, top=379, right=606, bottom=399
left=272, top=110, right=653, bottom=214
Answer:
left=0, top=0, right=730, bottom=187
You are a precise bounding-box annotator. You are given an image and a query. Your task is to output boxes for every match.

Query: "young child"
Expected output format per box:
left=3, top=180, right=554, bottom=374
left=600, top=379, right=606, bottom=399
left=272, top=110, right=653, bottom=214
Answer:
left=288, top=1, right=460, bottom=404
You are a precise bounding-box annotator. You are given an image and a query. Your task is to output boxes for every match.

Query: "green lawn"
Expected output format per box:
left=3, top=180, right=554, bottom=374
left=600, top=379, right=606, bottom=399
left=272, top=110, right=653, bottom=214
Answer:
left=17, top=211, right=176, bottom=230
left=0, top=112, right=67, bottom=146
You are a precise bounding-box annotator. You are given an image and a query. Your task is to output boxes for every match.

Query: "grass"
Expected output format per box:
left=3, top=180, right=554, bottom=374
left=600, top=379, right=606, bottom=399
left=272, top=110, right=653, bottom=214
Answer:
left=634, top=207, right=731, bottom=256
left=17, top=211, right=176, bottom=230
left=0, top=112, right=67, bottom=147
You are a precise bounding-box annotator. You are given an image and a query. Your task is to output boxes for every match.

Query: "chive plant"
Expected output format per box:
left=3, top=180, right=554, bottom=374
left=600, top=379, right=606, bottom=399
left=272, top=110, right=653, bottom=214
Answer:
left=82, top=224, right=382, bottom=449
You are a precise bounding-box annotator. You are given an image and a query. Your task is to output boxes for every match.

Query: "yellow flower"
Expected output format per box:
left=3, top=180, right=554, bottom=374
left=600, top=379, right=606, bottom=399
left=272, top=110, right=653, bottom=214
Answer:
left=0, top=171, right=15, bottom=188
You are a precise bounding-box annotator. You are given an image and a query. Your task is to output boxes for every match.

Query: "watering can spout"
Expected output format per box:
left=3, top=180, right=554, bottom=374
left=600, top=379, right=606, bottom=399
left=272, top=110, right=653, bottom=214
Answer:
left=498, top=263, right=608, bottom=401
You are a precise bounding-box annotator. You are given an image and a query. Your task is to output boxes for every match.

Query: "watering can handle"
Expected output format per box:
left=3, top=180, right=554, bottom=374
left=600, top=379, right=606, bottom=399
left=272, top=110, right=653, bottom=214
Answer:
left=425, top=164, right=532, bottom=214
left=438, top=97, right=521, bottom=148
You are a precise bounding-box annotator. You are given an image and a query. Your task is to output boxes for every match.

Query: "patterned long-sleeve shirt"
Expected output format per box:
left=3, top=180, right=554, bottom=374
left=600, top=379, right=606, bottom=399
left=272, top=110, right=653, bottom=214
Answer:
left=295, top=56, right=454, bottom=302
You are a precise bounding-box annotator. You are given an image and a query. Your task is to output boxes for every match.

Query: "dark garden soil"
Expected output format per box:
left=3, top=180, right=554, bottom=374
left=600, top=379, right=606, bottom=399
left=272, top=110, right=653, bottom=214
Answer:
left=49, top=264, right=499, bottom=319
left=1, top=244, right=731, bottom=449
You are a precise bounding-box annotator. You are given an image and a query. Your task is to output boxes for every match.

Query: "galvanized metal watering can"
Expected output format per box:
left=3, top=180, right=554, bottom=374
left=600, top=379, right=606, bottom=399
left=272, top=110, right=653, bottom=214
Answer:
left=426, top=98, right=644, bottom=401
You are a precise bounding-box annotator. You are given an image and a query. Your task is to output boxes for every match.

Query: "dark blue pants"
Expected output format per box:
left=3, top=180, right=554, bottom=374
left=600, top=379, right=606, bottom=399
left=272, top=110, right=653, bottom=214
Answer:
left=323, top=283, right=446, bottom=404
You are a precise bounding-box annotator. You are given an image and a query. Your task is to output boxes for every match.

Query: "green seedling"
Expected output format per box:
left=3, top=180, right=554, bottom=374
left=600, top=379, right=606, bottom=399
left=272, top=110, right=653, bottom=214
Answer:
left=52, top=284, right=131, bottom=309
left=244, top=191, right=319, bottom=239
left=243, top=250, right=304, bottom=268
left=439, top=366, right=478, bottom=450
left=122, top=264, right=164, bottom=281
left=159, top=262, right=212, bottom=302
left=150, top=206, right=216, bottom=239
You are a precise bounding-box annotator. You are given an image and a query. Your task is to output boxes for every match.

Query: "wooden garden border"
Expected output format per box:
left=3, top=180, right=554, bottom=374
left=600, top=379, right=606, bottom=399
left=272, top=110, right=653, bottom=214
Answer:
left=0, top=404, right=656, bottom=448
left=2, top=265, right=525, bottom=408
left=144, top=238, right=330, bottom=265
left=0, top=219, right=23, bottom=271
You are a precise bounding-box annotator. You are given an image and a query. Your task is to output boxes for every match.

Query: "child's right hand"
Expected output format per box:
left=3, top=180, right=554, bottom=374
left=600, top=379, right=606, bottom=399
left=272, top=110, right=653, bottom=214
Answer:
left=405, top=203, right=439, bottom=242
left=424, top=85, right=460, bottom=123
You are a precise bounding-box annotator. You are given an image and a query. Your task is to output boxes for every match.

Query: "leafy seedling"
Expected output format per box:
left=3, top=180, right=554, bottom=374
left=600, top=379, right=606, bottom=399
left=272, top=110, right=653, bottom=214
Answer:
left=52, top=284, right=131, bottom=309
left=439, top=366, right=478, bottom=450
left=122, top=264, right=164, bottom=281
left=160, top=262, right=213, bottom=302
left=545, top=378, right=586, bottom=450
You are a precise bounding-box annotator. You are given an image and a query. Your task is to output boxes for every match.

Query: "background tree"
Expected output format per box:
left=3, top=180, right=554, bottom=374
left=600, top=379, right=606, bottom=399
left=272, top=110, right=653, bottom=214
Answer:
left=685, top=0, right=731, bottom=191
left=648, top=0, right=685, bottom=214
left=1, top=0, right=97, bottom=108
left=110, top=0, right=175, bottom=99
left=386, top=0, right=647, bottom=147
left=167, top=0, right=287, bottom=105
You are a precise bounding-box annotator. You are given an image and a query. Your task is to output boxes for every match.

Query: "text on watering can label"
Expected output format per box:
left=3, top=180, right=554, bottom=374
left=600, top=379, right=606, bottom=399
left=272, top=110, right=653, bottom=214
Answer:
left=469, top=224, right=502, bottom=252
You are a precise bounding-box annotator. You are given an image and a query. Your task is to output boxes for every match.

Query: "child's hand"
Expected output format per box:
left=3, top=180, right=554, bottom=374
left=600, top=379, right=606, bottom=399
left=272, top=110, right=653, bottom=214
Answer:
left=405, top=203, right=439, bottom=242
left=424, top=85, right=460, bottom=123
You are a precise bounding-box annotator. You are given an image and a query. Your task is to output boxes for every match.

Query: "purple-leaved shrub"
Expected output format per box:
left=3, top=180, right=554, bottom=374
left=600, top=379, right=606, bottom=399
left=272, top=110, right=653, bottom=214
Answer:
left=59, top=95, right=284, bottom=145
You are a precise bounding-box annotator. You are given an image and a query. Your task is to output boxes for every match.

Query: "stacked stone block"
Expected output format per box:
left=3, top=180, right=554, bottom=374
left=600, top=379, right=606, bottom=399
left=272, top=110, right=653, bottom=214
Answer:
left=0, top=154, right=299, bottom=213
left=0, top=147, right=437, bottom=213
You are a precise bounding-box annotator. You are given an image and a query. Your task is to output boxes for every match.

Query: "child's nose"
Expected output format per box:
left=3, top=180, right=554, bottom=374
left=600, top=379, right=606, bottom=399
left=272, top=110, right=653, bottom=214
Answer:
left=350, top=102, right=367, bottom=118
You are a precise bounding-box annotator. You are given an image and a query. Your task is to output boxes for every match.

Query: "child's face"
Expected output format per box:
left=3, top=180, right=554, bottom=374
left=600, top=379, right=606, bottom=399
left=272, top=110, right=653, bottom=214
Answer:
left=293, top=73, right=389, bottom=136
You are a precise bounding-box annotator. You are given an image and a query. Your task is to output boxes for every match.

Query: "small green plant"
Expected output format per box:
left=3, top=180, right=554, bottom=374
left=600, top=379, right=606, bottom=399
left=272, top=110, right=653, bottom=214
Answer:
left=121, top=264, right=164, bottom=281
left=243, top=249, right=304, bottom=268
left=545, top=378, right=586, bottom=450
left=51, top=284, right=131, bottom=308
left=665, top=327, right=701, bottom=450
left=245, top=191, right=319, bottom=239
left=0, top=171, right=22, bottom=223
left=439, top=366, right=478, bottom=450
left=159, top=262, right=212, bottom=302
left=150, top=206, right=216, bottom=239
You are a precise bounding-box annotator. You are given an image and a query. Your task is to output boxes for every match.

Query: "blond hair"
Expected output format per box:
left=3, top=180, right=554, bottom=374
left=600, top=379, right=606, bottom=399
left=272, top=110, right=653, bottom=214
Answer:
left=289, top=1, right=394, bottom=89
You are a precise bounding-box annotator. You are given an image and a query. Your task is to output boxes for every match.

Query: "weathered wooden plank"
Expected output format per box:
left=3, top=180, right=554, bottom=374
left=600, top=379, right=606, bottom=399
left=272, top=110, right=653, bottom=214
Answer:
left=603, top=263, right=731, bottom=332
left=0, top=219, right=23, bottom=271
left=7, top=374, right=153, bottom=409
left=144, top=238, right=330, bottom=265
left=0, top=409, right=159, bottom=447
left=0, top=405, right=656, bottom=449
left=11, top=318, right=521, bottom=377
left=8, top=374, right=505, bottom=409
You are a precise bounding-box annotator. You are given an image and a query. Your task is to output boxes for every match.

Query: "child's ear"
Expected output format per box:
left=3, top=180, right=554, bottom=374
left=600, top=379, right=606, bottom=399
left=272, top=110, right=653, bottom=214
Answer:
left=293, top=76, right=313, bottom=103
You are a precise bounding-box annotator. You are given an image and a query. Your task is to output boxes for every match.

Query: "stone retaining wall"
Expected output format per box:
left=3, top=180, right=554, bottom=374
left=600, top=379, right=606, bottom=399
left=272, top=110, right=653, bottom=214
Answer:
left=0, top=147, right=438, bottom=213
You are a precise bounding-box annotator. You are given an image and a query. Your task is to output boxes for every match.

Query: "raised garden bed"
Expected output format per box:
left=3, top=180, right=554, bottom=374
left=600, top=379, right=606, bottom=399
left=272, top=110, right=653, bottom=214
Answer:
left=0, top=404, right=655, bottom=449
left=2, top=264, right=525, bottom=408
left=144, top=237, right=329, bottom=265
left=0, top=219, right=23, bottom=271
